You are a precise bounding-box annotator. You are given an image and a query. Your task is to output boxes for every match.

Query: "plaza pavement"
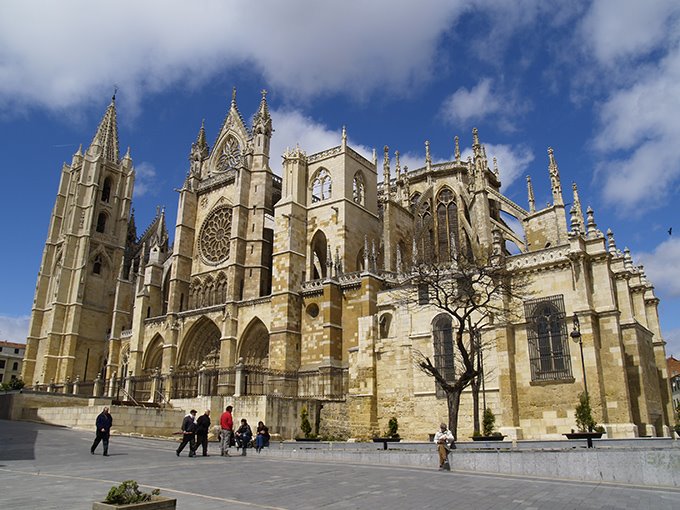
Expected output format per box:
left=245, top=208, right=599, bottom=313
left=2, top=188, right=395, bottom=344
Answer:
left=0, top=419, right=678, bottom=509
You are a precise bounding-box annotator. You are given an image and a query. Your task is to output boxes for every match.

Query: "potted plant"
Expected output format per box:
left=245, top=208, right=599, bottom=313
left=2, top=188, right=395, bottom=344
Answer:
left=93, top=480, right=176, bottom=509
left=471, top=407, right=505, bottom=441
left=295, top=406, right=319, bottom=441
left=564, top=392, right=604, bottom=447
left=373, top=416, right=401, bottom=448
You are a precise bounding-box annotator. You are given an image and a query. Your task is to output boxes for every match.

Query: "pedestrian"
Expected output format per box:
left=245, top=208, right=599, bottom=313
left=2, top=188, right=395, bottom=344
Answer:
left=195, top=409, right=211, bottom=457
left=176, top=409, right=197, bottom=457
left=434, top=422, right=454, bottom=471
left=255, top=420, right=270, bottom=452
left=234, top=418, right=252, bottom=456
left=219, top=405, right=234, bottom=457
left=90, top=406, right=113, bottom=456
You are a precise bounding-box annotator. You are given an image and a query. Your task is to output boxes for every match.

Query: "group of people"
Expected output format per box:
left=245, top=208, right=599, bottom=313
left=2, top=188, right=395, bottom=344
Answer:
left=91, top=406, right=454, bottom=471
left=176, top=405, right=270, bottom=458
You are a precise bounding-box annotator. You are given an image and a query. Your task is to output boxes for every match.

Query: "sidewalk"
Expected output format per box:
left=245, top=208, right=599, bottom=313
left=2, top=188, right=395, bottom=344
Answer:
left=1, top=419, right=678, bottom=510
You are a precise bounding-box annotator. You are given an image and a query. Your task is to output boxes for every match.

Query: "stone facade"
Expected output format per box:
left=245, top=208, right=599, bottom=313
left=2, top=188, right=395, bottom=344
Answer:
left=23, top=90, right=674, bottom=440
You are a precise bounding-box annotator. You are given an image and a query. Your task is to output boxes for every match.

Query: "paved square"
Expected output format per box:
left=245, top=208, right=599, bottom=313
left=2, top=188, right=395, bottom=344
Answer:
left=0, top=420, right=678, bottom=509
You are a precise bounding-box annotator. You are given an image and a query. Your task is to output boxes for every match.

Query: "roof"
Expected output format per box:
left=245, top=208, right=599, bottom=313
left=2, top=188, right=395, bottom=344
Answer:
left=0, top=340, right=26, bottom=349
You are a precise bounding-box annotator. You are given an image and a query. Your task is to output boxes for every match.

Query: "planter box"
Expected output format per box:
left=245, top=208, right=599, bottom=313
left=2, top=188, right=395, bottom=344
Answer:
left=563, top=432, right=603, bottom=440
left=294, top=437, right=321, bottom=442
left=471, top=435, right=506, bottom=441
left=92, top=496, right=176, bottom=510
left=372, top=437, right=401, bottom=442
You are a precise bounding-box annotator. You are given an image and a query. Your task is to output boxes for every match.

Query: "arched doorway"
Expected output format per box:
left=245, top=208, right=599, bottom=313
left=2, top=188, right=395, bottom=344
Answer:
left=238, top=318, right=270, bottom=395
left=178, top=317, right=222, bottom=370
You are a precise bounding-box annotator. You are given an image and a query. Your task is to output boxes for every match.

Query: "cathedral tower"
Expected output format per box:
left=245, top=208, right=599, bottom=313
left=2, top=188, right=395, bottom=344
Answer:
left=22, top=97, right=134, bottom=385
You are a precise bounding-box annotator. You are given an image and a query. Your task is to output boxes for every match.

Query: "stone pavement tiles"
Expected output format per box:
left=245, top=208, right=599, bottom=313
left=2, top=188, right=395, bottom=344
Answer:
left=0, top=420, right=678, bottom=509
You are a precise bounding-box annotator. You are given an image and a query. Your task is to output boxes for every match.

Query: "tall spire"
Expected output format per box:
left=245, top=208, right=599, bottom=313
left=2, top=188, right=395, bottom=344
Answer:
left=454, top=135, right=461, bottom=163
left=252, top=89, right=272, bottom=136
left=572, top=182, right=585, bottom=233
left=90, top=96, right=120, bottom=163
left=526, top=175, right=536, bottom=213
left=547, top=147, right=564, bottom=206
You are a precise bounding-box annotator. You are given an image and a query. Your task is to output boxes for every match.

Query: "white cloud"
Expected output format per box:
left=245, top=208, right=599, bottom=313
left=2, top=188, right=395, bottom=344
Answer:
left=440, top=79, right=529, bottom=132
left=269, top=109, right=372, bottom=175
left=133, top=162, right=158, bottom=199
left=0, top=1, right=464, bottom=114
left=577, top=1, right=680, bottom=212
left=461, top=143, right=534, bottom=190
left=579, top=0, right=680, bottom=64
left=0, top=314, right=29, bottom=344
left=637, top=238, right=680, bottom=298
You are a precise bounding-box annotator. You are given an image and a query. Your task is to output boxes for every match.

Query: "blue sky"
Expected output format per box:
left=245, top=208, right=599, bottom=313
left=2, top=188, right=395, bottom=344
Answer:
left=1, top=1, right=679, bottom=357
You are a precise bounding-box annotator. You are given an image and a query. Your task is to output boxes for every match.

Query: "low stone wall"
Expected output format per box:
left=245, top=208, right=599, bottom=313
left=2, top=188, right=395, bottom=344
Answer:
left=259, top=443, right=680, bottom=488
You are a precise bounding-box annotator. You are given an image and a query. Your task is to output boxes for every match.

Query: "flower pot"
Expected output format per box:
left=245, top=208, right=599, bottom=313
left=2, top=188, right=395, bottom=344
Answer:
left=92, top=496, right=177, bottom=510
left=294, top=437, right=321, bottom=442
left=372, top=437, right=401, bottom=442
left=471, top=435, right=506, bottom=441
left=564, top=431, right=603, bottom=448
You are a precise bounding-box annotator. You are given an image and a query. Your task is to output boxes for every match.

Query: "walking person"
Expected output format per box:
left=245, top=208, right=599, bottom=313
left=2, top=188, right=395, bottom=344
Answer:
left=219, top=405, right=234, bottom=457
left=235, top=418, right=252, bottom=456
left=176, top=409, right=197, bottom=457
left=90, top=406, right=113, bottom=456
left=195, top=409, right=211, bottom=457
left=434, top=422, right=454, bottom=471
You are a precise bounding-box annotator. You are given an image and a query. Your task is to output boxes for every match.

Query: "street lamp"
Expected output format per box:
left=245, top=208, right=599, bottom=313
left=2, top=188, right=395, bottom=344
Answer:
left=570, top=313, right=591, bottom=431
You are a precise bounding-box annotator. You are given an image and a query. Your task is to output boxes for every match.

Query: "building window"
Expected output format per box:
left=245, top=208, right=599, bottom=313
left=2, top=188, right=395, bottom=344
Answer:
left=93, top=255, right=103, bottom=275
left=101, top=177, right=112, bottom=202
left=12, top=362, right=18, bottom=371
left=418, top=283, right=429, bottom=305
left=436, top=188, right=458, bottom=263
left=0, top=360, right=5, bottom=369
left=14, top=348, right=19, bottom=354
left=353, top=172, right=365, bottom=205
left=311, top=169, right=332, bottom=203
left=432, top=314, right=455, bottom=398
left=96, top=212, right=107, bottom=233
left=524, top=295, right=573, bottom=382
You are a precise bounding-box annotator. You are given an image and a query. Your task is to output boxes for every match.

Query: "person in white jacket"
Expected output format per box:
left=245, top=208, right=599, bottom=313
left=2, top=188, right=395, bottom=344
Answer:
left=433, top=423, right=454, bottom=470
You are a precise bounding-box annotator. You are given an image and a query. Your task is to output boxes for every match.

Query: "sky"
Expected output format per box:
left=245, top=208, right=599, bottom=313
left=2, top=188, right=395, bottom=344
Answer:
left=0, top=0, right=679, bottom=357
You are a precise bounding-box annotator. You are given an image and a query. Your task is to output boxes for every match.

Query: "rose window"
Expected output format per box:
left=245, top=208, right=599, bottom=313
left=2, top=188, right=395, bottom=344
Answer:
left=199, top=206, right=233, bottom=264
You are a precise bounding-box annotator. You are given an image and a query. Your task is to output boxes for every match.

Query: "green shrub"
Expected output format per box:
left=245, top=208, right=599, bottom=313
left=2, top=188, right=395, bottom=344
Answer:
left=575, top=392, right=597, bottom=432
left=300, top=406, right=313, bottom=438
left=386, top=417, right=399, bottom=438
left=1, top=378, right=25, bottom=391
left=482, top=407, right=496, bottom=436
left=104, top=480, right=159, bottom=505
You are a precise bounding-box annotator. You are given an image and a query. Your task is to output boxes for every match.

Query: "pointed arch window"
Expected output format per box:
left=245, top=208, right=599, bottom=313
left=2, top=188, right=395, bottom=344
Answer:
left=101, top=177, right=112, bottom=203
left=96, top=212, right=107, bottom=233
left=524, top=295, right=573, bottom=381
left=353, top=171, right=365, bottom=205
left=93, top=254, right=103, bottom=275
left=217, top=136, right=242, bottom=172
left=311, top=169, right=332, bottom=203
left=436, top=188, right=458, bottom=263
left=416, top=199, right=434, bottom=264
left=432, top=314, right=455, bottom=398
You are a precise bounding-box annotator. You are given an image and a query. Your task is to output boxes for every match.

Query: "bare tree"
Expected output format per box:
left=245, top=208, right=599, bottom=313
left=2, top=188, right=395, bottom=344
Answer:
left=403, top=244, right=524, bottom=441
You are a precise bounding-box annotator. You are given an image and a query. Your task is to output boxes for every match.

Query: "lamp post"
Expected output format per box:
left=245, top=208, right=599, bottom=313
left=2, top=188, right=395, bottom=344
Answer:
left=570, top=313, right=591, bottom=432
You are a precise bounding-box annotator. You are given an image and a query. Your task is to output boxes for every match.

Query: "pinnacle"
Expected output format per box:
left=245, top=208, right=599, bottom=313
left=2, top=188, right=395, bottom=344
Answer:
left=89, top=98, right=120, bottom=163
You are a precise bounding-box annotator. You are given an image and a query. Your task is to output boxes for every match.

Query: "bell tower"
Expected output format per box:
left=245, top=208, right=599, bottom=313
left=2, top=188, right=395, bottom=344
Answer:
left=22, top=96, right=135, bottom=385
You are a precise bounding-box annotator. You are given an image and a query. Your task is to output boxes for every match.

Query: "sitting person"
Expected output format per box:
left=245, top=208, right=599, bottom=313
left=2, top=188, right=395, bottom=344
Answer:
left=234, top=418, right=253, bottom=456
left=255, top=421, right=270, bottom=452
left=434, top=422, right=454, bottom=471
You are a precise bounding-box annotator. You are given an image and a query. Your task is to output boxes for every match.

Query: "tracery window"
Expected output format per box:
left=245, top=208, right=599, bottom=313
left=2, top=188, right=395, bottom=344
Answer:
left=524, top=295, right=573, bottom=382
left=199, top=206, right=233, bottom=264
left=416, top=199, right=434, bottom=264
left=436, top=188, right=458, bottom=263
left=432, top=314, right=455, bottom=398
left=353, top=171, right=365, bottom=205
left=216, top=136, right=242, bottom=172
left=311, top=169, right=332, bottom=203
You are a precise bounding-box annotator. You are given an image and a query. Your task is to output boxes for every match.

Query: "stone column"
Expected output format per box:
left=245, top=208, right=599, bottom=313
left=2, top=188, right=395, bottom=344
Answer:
left=164, top=366, right=174, bottom=402
left=107, top=373, right=117, bottom=398
left=93, top=375, right=103, bottom=397
left=72, top=376, right=80, bottom=395
left=234, top=358, right=245, bottom=396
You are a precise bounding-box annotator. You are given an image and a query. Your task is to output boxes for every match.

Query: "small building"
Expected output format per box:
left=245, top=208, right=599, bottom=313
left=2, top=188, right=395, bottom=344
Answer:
left=0, top=340, right=25, bottom=384
left=668, top=356, right=680, bottom=412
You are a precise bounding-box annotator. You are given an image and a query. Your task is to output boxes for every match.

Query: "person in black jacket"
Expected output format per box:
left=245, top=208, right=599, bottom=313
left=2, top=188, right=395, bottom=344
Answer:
left=235, top=418, right=253, bottom=456
left=176, top=409, right=197, bottom=457
left=90, top=406, right=113, bottom=456
left=195, top=410, right=211, bottom=456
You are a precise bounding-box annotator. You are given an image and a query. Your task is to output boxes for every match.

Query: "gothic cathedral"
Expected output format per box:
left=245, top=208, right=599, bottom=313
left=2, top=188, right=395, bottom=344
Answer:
left=22, top=90, right=675, bottom=440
